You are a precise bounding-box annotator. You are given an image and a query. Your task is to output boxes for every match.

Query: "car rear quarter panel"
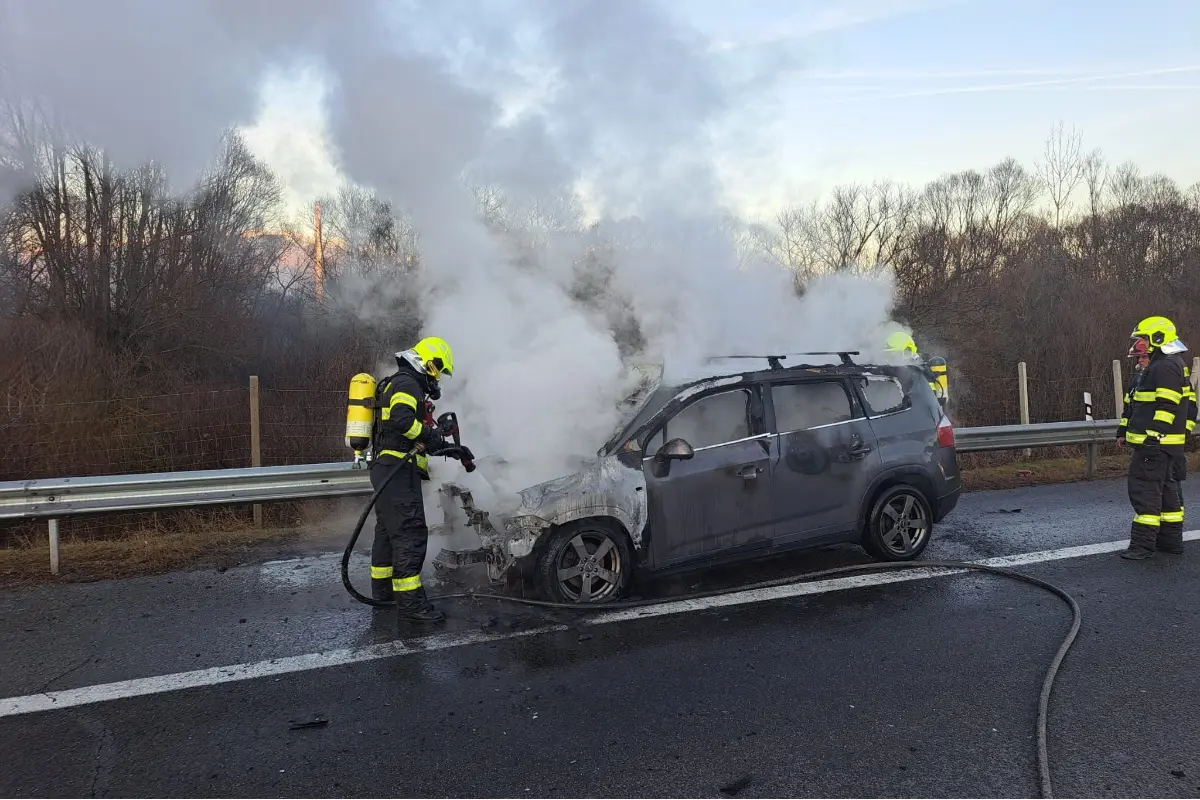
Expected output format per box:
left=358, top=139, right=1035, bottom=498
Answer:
left=870, top=406, right=939, bottom=472
left=856, top=371, right=960, bottom=523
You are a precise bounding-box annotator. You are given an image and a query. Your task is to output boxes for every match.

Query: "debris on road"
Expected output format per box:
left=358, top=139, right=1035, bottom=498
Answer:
left=718, top=774, right=753, bottom=796
left=289, top=717, right=329, bottom=730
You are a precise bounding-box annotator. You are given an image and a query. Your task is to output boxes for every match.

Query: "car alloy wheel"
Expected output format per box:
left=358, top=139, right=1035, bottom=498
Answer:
left=536, top=522, right=632, bottom=604
left=881, top=491, right=929, bottom=555
left=864, top=485, right=933, bottom=561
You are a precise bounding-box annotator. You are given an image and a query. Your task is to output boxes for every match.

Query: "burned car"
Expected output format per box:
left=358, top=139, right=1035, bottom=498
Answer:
left=435, top=353, right=961, bottom=604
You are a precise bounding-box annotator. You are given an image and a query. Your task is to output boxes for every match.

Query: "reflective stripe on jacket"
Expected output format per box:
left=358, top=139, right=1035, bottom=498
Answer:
left=1119, top=352, right=1188, bottom=450
left=372, top=366, right=445, bottom=476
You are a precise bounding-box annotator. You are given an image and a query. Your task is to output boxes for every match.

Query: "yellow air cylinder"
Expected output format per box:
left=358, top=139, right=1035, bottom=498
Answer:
left=345, top=373, right=377, bottom=456
left=926, top=356, right=949, bottom=404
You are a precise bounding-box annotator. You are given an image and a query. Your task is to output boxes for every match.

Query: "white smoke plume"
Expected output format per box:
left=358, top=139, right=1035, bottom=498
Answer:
left=0, top=0, right=908, bottom=523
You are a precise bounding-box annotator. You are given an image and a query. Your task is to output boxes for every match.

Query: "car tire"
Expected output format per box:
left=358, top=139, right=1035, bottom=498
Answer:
left=535, top=520, right=633, bottom=604
left=862, top=484, right=933, bottom=561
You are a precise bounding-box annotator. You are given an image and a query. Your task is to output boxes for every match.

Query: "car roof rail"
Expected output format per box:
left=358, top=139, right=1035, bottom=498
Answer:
left=706, top=351, right=861, bottom=370
left=707, top=354, right=789, bottom=370
left=791, top=351, right=861, bottom=366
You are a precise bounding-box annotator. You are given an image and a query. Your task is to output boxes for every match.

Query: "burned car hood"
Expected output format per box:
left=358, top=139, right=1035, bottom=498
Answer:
left=505, top=455, right=649, bottom=549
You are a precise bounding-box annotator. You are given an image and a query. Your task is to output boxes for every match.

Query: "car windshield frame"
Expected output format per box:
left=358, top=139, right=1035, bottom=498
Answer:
left=598, top=384, right=683, bottom=457
left=598, top=372, right=757, bottom=457
left=596, top=364, right=668, bottom=455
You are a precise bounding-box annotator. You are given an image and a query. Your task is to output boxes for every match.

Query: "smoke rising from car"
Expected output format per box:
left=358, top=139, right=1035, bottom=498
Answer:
left=0, top=0, right=908, bottom=524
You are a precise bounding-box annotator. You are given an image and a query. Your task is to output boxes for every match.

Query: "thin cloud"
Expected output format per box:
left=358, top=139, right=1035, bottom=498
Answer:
left=708, top=0, right=963, bottom=53
left=799, top=67, right=1101, bottom=80
left=1070, top=84, right=1200, bottom=90
left=878, top=65, right=1200, bottom=99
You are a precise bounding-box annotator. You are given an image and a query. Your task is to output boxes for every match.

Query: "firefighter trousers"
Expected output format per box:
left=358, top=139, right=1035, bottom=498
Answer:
left=1127, top=447, right=1184, bottom=553
left=369, top=460, right=430, bottom=600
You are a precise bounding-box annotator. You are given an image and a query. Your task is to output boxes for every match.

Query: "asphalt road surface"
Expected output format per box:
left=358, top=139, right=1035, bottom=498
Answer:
left=2, top=478, right=1200, bottom=798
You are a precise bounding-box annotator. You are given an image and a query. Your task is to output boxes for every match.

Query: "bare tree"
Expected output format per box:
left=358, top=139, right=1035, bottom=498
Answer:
left=1107, top=161, right=1144, bottom=209
left=1037, top=121, right=1086, bottom=228
left=748, top=203, right=822, bottom=282
left=1082, top=150, right=1107, bottom=217
left=808, top=181, right=917, bottom=273
left=5, top=103, right=1200, bottom=486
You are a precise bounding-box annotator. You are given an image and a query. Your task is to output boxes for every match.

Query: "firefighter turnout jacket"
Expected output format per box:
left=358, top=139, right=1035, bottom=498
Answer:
left=372, top=364, right=448, bottom=478
left=1186, top=362, right=1199, bottom=438
left=1118, top=352, right=1195, bottom=451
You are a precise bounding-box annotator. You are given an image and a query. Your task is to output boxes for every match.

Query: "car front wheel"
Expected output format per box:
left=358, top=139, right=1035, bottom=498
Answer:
left=862, top=485, right=933, bottom=561
left=535, top=520, right=633, bottom=604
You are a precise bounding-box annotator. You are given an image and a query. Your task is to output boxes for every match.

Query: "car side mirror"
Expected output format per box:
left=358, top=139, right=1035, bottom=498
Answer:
left=656, top=438, right=695, bottom=462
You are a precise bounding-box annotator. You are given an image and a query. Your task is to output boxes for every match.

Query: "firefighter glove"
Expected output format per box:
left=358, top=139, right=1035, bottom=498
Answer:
left=424, top=429, right=450, bottom=454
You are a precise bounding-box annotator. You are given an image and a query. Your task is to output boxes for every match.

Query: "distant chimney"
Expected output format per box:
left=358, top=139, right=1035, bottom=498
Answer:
left=314, top=201, right=324, bottom=304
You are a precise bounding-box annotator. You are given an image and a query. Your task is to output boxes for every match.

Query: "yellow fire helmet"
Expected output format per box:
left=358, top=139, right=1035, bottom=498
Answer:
left=399, top=336, right=455, bottom=379
left=1129, top=316, right=1179, bottom=355
left=884, top=331, right=918, bottom=358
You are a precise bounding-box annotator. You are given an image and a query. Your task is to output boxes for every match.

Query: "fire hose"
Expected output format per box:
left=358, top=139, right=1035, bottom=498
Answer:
left=436, top=560, right=1077, bottom=798
left=341, top=415, right=1076, bottom=797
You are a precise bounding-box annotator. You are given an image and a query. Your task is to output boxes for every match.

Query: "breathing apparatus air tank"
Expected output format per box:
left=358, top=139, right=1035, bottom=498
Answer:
left=345, top=372, right=377, bottom=466
left=926, top=356, right=949, bottom=406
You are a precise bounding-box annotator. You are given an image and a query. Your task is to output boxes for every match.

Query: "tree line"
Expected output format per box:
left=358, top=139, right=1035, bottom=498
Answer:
left=2, top=109, right=1198, bottom=483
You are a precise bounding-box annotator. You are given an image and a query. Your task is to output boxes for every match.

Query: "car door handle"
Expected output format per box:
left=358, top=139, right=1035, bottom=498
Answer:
left=845, top=441, right=873, bottom=461
left=737, top=464, right=763, bottom=479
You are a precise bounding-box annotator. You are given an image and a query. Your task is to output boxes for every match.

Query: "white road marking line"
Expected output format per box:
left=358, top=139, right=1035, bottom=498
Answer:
left=0, top=625, right=571, bottom=719
left=588, top=530, right=1200, bottom=623
left=2, top=530, right=1197, bottom=718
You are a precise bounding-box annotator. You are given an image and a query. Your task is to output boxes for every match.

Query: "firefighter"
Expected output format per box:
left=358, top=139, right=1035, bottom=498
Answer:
left=1117, top=316, right=1190, bottom=559
left=1117, top=343, right=1192, bottom=457
left=884, top=331, right=948, bottom=406
left=369, top=336, right=473, bottom=622
left=1133, top=349, right=1200, bottom=511
left=1175, top=358, right=1198, bottom=519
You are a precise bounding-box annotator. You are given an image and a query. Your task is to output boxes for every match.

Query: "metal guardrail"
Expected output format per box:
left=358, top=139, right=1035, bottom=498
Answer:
left=0, top=462, right=373, bottom=521
left=0, top=421, right=1121, bottom=523
left=956, top=419, right=1118, bottom=452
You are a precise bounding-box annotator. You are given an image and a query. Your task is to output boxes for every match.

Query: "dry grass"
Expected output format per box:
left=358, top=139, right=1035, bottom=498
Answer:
left=962, top=450, right=1200, bottom=491
left=0, top=525, right=299, bottom=588
left=0, top=499, right=343, bottom=589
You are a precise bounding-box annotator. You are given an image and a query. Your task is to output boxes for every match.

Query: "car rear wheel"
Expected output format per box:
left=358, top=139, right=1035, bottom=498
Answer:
left=862, top=484, right=933, bottom=561
left=535, top=520, right=632, bottom=604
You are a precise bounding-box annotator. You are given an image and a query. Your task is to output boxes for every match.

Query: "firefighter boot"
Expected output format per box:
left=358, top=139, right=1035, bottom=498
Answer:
left=1120, top=547, right=1155, bottom=560
left=371, top=578, right=394, bottom=603
left=396, top=586, right=446, bottom=624
left=1158, top=533, right=1185, bottom=555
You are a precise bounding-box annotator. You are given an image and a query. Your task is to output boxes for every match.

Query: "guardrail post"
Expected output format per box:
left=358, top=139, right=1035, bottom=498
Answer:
left=250, top=375, right=263, bottom=528
left=1112, top=359, right=1123, bottom=421
left=1083, top=391, right=1098, bottom=478
left=1018, top=361, right=1030, bottom=457
left=49, top=518, right=60, bottom=575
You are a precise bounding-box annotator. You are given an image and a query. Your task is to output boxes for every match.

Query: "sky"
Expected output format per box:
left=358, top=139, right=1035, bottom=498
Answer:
left=242, top=0, right=1200, bottom=222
